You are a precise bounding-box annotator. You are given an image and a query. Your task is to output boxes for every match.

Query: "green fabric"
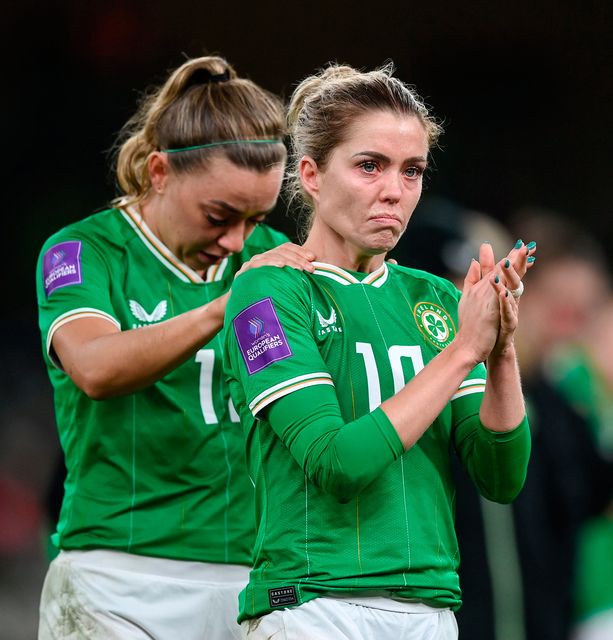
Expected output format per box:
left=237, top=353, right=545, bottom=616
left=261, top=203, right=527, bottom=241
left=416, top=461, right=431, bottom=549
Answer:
left=455, top=415, right=531, bottom=503
left=224, top=262, right=530, bottom=621
left=36, top=207, right=288, bottom=563
left=266, top=387, right=404, bottom=502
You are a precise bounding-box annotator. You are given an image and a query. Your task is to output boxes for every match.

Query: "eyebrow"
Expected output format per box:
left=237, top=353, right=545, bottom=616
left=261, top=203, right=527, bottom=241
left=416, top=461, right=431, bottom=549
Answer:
left=207, top=200, right=271, bottom=217
left=351, top=151, right=428, bottom=164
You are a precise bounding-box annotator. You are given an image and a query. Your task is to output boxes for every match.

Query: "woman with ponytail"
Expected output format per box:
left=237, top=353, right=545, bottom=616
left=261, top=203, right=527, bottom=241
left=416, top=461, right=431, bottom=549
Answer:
left=223, top=63, right=535, bottom=639
left=36, top=56, right=313, bottom=639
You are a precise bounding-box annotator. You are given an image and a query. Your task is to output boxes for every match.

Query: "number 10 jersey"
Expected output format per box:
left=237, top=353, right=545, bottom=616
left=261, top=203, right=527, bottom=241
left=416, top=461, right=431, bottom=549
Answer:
left=224, top=260, right=530, bottom=619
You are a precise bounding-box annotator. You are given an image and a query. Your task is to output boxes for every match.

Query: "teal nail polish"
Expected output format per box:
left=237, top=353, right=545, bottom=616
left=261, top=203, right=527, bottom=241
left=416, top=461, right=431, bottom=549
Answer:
left=526, top=241, right=536, bottom=249
left=495, top=275, right=500, bottom=283
left=504, top=259, right=510, bottom=268
left=527, top=256, right=536, bottom=263
left=514, top=239, right=523, bottom=249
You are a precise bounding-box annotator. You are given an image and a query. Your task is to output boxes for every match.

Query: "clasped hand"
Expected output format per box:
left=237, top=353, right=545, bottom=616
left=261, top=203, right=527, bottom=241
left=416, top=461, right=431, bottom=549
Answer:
left=458, top=240, right=536, bottom=363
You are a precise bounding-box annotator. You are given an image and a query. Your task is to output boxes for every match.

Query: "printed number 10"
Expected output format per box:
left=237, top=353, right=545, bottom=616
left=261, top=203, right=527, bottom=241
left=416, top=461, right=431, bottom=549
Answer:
left=355, top=342, right=425, bottom=412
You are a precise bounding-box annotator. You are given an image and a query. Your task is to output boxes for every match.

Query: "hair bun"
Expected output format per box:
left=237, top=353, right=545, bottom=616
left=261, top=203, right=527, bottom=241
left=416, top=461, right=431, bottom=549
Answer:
left=184, top=68, right=230, bottom=91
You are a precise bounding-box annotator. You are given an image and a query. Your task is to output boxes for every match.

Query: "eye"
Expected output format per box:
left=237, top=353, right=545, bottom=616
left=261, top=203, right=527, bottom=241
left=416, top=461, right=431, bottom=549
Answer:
left=359, top=160, right=379, bottom=174
left=404, top=166, right=424, bottom=179
left=246, top=216, right=266, bottom=227
left=206, top=213, right=229, bottom=227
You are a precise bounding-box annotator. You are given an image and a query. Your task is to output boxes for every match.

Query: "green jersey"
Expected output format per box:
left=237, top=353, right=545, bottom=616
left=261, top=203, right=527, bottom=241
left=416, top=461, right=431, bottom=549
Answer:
left=224, top=261, right=530, bottom=620
left=36, top=205, right=288, bottom=563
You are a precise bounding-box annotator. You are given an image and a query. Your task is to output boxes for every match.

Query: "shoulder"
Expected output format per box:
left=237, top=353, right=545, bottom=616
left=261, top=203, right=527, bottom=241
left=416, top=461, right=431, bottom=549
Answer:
left=232, top=264, right=306, bottom=295
left=39, top=208, right=127, bottom=256
left=228, top=266, right=310, bottom=317
left=242, top=224, right=290, bottom=255
left=389, top=263, right=461, bottom=302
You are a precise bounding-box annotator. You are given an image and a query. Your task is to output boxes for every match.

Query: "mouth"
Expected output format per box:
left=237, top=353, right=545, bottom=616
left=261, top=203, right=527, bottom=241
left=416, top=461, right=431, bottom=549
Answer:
left=197, top=250, right=227, bottom=265
left=368, top=214, right=402, bottom=226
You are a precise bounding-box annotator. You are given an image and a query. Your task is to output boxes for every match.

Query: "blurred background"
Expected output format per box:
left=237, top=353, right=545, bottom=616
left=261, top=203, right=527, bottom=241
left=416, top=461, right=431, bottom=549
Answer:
left=3, top=1, right=612, bottom=639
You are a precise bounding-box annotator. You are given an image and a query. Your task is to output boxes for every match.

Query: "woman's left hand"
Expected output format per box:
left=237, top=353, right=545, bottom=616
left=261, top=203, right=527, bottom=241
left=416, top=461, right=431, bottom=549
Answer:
left=478, top=240, right=537, bottom=357
left=235, top=242, right=315, bottom=278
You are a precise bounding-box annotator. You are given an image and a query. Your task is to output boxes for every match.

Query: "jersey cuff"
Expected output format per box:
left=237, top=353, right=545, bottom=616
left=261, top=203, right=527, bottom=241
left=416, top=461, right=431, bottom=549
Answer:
left=249, top=372, right=334, bottom=416
left=478, top=414, right=530, bottom=442
left=46, top=307, right=120, bottom=370
left=370, top=406, right=406, bottom=456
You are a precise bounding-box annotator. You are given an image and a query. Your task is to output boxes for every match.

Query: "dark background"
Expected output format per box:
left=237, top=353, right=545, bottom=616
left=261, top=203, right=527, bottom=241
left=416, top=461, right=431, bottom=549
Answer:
left=2, top=2, right=612, bottom=638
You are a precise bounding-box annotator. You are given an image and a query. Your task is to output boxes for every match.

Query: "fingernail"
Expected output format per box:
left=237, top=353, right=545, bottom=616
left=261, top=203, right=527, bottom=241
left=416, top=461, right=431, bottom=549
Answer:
left=527, top=256, right=536, bottom=263
left=514, top=239, right=523, bottom=249
left=504, top=259, right=510, bottom=268
left=495, top=275, right=500, bottom=283
left=526, top=241, right=536, bottom=249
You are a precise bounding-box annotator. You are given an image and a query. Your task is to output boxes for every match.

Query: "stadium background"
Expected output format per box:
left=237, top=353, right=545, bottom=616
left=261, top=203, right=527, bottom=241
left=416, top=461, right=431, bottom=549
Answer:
left=2, top=2, right=612, bottom=638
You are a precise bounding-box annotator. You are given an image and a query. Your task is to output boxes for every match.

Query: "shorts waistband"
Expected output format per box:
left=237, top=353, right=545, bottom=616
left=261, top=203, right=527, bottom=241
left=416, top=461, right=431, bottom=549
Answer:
left=57, top=549, right=250, bottom=582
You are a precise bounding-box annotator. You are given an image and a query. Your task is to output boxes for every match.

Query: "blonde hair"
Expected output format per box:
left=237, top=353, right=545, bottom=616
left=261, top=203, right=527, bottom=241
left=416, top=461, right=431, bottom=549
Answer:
left=113, top=56, right=286, bottom=207
left=286, top=62, right=442, bottom=236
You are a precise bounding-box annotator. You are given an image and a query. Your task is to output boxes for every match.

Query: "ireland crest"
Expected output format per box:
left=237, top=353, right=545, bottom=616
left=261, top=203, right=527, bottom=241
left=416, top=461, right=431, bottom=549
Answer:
left=413, top=302, right=456, bottom=350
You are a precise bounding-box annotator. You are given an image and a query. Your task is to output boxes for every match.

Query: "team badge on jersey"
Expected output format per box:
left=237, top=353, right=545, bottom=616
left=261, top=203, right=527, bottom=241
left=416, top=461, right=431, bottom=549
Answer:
left=233, top=298, right=292, bottom=374
left=129, top=299, right=168, bottom=327
left=413, top=301, right=456, bottom=350
left=42, top=241, right=82, bottom=297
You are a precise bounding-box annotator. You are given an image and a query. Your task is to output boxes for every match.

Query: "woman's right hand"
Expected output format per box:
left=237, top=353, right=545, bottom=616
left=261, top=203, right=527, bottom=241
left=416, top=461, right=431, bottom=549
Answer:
left=456, top=245, right=503, bottom=364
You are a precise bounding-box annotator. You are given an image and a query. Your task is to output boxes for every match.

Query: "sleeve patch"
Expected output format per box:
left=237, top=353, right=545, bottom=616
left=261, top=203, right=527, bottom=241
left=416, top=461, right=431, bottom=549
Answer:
left=43, top=241, right=83, bottom=297
left=233, top=297, right=292, bottom=375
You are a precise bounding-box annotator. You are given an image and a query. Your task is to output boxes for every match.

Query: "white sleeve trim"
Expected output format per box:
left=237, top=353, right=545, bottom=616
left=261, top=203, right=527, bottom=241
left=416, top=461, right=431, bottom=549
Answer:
left=46, top=308, right=121, bottom=370
left=249, top=372, right=334, bottom=416
left=451, top=378, right=487, bottom=401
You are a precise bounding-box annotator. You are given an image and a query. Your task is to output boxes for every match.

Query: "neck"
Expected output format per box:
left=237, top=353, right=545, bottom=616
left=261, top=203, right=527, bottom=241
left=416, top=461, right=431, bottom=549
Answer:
left=303, top=224, right=386, bottom=274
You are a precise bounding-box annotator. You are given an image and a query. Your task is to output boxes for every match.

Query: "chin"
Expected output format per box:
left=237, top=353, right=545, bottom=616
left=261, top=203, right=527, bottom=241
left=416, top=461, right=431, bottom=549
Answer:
left=366, top=235, right=399, bottom=254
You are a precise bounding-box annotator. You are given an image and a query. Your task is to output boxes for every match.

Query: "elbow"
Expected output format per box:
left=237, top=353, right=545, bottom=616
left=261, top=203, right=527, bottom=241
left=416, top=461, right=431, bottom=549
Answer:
left=480, top=478, right=527, bottom=505
left=69, top=364, right=118, bottom=400
left=312, top=469, right=370, bottom=503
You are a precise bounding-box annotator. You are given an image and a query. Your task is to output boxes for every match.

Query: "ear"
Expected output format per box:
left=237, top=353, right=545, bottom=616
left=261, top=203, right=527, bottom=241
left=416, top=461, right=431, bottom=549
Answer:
left=299, top=155, right=320, bottom=203
left=148, top=152, right=170, bottom=194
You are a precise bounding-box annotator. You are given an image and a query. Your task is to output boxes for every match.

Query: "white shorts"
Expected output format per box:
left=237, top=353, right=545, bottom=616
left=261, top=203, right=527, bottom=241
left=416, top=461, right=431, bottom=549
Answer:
left=38, top=549, right=250, bottom=640
left=572, top=610, right=613, bottom=640
left=241, top=596, right=458, bottom=640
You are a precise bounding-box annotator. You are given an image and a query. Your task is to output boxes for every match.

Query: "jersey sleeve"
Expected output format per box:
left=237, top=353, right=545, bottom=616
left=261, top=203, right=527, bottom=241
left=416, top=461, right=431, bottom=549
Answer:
left=223, top=267, right=405, bottom=502
left=224, top=266, right=334, bottom=415
left=36, top=231, right=120, bottom=368
left=451, top=361, right=531, bottom=503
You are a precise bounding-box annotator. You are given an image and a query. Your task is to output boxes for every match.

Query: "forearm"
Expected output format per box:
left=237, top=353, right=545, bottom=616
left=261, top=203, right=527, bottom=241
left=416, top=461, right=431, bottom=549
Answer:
left=381, top=339, right=479, bottom=448
left=54, top=293, right=228, bottom=398
left=480, top=343, right=526, bottom=431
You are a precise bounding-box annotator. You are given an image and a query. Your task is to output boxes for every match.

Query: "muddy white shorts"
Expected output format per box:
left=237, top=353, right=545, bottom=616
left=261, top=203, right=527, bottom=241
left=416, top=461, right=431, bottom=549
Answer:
left=38, top=549, right=250, bottom=640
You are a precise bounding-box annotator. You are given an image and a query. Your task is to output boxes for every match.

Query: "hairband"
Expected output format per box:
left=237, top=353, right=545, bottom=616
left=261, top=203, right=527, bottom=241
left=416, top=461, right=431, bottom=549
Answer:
left=184, top=69, right=230, bottom=91
left=162, top=139, right=283, bottom=154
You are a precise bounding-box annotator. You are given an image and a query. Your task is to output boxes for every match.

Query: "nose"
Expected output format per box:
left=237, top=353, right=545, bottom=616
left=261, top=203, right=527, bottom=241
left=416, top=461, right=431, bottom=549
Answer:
left=379, top=172, right=402, bottom=203
left=217, top=221, right=246, bottom=254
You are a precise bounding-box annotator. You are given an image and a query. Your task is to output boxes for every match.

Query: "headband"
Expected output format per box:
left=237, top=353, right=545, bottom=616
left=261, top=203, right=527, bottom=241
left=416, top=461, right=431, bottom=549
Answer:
left=162, top=139, right=283, bottom=154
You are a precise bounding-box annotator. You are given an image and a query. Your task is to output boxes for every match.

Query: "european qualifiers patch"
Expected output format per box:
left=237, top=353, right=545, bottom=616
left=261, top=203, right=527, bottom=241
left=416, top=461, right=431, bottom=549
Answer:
left=233, top=297, right=292, bottom=375
left=413, top=301, right=456, bottom=350
left=43, top=241, right=83, bottom=297
left=268, top=586, right=298, bottom=608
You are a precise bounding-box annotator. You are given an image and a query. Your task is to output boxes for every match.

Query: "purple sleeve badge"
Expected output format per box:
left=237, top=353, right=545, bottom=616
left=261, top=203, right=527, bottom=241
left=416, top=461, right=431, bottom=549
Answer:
left=233, top=297, right=292, bottom=375
left=42, top=241, right=83, bottom=297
